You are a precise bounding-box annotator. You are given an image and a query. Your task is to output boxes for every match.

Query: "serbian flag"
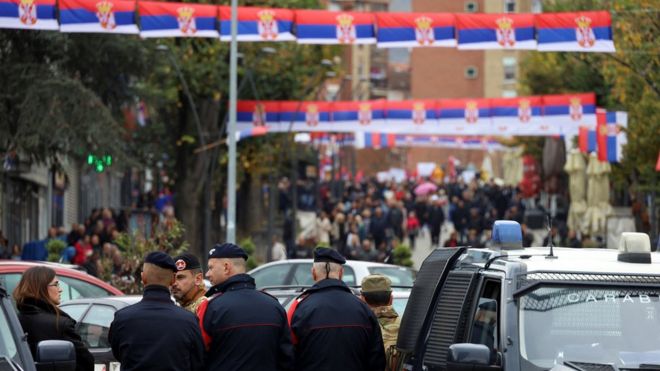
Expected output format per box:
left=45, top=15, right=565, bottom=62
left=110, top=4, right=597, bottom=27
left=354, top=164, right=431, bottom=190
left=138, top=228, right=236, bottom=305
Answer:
left=236, top=101, right=280, bottom=132
left=236, top=126, right=269, bottom=141
left=604, top=111, right=627, bottom=162
left=139, top=1, right=218, bottom=38
left=579, top=107, right=604, bottom=153
left=294, top=10, right=375, bottom=45
left=331, top=100, right=386, bottom=132
left=385, top=100, right=438, bottom=134
left=218, top=6, right=294, bottom=42
left=375, top=12, right=455, bottom=48
left=536, top=11, right=615, bottom=52
left=542, top=93, right=596, bottom=138
left=279, top=101, right=332, bottom=132
left=0, top=0, right=57, bottom=30
left=456, top=13, right=536, bottom=50
left=437, top=98, right=492, bottom=136
left=59, top=0, right=138, bottom=34
left=490, top=96, right=551, bottom=136
left=362, top=133, right=396, bottom=149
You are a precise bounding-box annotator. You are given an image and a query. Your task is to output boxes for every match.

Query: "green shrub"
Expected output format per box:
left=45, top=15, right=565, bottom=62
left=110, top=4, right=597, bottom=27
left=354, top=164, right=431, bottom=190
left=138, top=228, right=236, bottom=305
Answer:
left=239, top=237, right=258, bottom=270
left=392, top=244, right=413, bottom=267
left=46, top=239, right=67, bottom=263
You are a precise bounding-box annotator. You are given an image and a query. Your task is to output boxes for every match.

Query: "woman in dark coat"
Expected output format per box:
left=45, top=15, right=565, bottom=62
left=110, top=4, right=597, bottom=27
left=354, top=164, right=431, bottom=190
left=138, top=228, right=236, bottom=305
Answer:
left=13, top=266, right=94, bottom=371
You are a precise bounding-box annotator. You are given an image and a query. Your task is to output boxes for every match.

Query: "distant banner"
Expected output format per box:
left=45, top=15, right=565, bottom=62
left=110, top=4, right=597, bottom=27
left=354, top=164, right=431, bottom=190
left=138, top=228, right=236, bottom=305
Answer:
left=0, top=0, right=58, bottom=30
left=542, top=93, right=596, bottom=138
left=294, top=10, right=375, bottom=45
left=385, top=100, right=438, bottom=134
left=536, top=11, right=615, bottom=52
left=139, top=1, right=218, bottom=38
left=59, top=0, right=138, bottom=34
left=331, top=100, right=387, bottom=131
left=437, top=98, right=491, bottom=136
left=218, top=6, right=294, bottom=42
left=489, top=96, right=552, bottom=136
left=375, top=12, right=455, bottom=48
left=456, top=13, right=536, bottom=50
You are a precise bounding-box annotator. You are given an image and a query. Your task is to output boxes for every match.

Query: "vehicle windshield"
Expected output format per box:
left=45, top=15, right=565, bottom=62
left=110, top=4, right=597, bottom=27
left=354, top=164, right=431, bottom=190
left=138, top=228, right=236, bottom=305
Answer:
left=367, top=267, right=415, bottom=288
left=519, top=286, right=660, bottom=370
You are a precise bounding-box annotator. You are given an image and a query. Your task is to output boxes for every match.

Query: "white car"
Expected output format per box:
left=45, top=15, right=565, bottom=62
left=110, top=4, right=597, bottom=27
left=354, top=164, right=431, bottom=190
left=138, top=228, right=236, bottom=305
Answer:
left=248, top=259, right=416, bottom=289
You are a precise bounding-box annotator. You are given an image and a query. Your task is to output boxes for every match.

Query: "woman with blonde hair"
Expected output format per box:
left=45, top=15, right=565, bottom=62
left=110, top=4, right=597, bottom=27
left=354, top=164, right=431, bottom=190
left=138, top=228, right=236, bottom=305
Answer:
left=13, top=266, right=94, bottom=371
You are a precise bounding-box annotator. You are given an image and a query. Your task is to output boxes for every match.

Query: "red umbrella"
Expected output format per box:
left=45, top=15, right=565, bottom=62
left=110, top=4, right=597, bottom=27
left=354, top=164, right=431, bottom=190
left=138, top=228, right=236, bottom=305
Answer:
left=414, top=182, right=438, bottom=196
left=656, top=150, right=660, bottom=171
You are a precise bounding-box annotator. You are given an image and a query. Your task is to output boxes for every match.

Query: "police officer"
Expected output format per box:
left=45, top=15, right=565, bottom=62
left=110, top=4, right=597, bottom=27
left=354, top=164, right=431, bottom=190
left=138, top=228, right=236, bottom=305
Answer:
left=361, top=274, right=401, bottom=370
left=171, top=252, right=207, bottom=315
left=108, top=251, right=204, bottom=371
left=287, top=247, right=385, bottom=371
left=198, top=243, right=294, bottom=371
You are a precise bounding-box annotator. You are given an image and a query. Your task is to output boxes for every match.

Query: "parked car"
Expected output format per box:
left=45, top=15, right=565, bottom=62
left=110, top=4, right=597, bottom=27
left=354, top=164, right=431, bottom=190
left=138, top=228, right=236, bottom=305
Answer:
left=59, top=296, right=141, bottom=371
left=0, top=261, right=123, bottom=301
left=0, top=283, right=77, bottom=371
left=249, top=259, right=416, bottom=289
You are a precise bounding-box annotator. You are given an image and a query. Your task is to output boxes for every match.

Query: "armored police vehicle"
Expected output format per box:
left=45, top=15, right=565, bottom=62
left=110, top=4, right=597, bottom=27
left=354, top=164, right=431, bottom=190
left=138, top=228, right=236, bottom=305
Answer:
left=395, top=221, right=660, bottom=371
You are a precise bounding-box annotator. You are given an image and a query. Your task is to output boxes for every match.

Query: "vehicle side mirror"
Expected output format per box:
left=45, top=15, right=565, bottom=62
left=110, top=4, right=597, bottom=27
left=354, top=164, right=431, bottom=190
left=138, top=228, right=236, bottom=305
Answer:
left=447, top=343, right=501, bottom=371
left=35, top=340, right=76, bottom=371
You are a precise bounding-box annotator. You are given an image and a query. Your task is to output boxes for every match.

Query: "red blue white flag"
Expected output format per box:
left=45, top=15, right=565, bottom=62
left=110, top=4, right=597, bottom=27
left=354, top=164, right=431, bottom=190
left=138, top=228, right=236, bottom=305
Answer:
left=604, top=111, right=627, bottom=163
left=218, top=6, right=294, bottom=42
left=456, top=13, right=536, bottom=50
left=578, top=107, right=603, bottom=153
left=362, top=133, right=396, bottom=149
left=0, top=0, right=57, bottom=30
left=294, top=10, right=375, bottom=45
left=536, top=11, right=615, bottom=52
left=331, top=100, right=386, bottom=131
left=489, top=96, right=551, bottom=136
left=375, top=12, right=455, bottom=48
left=139, top=1, right=218, bottom=38
left=279, top=101, right=332, bottom=132
left=542, top=93, right=596, bottom=138
left=437, top=98, right=491, bottom=135
left=236, top=101, right=280, bottom=132
left=385, top=100, right=439, bottom=133
left=59, top=0, right=138, bottom=34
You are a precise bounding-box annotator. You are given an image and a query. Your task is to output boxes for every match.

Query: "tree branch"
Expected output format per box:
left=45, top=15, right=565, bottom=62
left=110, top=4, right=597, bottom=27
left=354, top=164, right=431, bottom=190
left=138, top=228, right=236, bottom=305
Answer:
left=604, top=53, right=660, bottom=96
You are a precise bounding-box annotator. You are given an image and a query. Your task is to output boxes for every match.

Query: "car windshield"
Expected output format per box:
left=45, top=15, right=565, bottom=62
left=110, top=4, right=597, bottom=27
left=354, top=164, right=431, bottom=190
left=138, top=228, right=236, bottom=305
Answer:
left=519, top=286, right=660, bottom=370
left=367, top=266, right=415, bottom=287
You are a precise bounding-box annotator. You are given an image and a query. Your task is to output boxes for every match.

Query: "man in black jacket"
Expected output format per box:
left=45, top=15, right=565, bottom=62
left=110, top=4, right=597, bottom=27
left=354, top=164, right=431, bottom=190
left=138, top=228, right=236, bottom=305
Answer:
left=108, top=252, right=204, bottom=371
left=199, top=243, right=294, bottom=371
left=287, top=247, right=385, bottom=371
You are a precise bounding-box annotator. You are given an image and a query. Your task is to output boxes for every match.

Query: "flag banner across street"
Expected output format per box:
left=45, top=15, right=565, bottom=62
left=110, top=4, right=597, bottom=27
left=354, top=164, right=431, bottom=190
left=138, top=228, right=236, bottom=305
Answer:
left=0, top=3, right=616, bottom=52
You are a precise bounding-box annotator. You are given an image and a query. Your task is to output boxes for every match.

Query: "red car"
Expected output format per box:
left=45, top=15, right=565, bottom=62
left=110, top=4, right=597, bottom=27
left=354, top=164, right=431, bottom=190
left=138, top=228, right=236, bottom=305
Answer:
left=0, top=261, right=123, bottom=301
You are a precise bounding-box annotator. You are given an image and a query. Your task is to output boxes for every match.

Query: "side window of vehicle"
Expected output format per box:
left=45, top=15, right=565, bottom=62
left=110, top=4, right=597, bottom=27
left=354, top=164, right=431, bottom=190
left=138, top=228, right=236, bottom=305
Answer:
left=60, top=304, right=90, bottom=322
left=0, top=274, right=21, bottom=297
left=78, top=305, right=115, bottom=349
left=469, top=279, right=501, bottom=350
left=59, top=276, right=111, bottom=299
left=342, top=266, right=356, bottom=286
left=251, top=265, right=291, bottom=288
left=291, top=263, right=314, bottom=286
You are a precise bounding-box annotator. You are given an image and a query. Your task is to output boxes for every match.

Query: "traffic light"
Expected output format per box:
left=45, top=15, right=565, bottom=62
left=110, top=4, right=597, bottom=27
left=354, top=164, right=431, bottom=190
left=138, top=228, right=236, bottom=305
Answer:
left=87, top=154, right=113, bottom=173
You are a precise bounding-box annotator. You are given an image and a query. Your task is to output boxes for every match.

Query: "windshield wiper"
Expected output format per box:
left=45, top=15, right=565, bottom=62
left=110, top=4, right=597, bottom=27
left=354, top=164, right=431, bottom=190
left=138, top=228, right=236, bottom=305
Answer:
left=564, top=360, right=616, bottom=371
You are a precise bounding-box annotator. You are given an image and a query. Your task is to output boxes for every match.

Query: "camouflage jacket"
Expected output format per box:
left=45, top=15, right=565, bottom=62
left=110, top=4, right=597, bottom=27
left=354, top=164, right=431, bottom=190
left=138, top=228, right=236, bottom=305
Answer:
left=373, top=305, right=400, bottom=352
left=183, top=293, right=207, bottom=316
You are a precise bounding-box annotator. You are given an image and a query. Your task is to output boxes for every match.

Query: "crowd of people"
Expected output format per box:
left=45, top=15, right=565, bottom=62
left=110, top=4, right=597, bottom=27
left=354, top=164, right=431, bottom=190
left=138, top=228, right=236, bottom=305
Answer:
left=280, top=176, right=604, bottom=261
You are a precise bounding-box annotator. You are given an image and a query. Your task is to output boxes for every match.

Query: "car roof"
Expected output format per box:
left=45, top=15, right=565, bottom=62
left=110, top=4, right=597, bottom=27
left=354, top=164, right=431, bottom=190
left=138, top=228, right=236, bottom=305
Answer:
left=0, top=260, right=124, bottom=295
left=60, top=295, right=142, bottom=307
left=249, top=259, right=415, bottom=271
left=477, top=247, right=660, bottom=275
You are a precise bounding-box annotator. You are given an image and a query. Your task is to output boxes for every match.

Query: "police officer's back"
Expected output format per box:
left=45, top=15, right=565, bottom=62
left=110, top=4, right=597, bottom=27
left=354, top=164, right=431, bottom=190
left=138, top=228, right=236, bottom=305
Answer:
left=288, top=248, right=385, bottom=371
left=108, top=252, right=204, bottom=371
left=198, top=243, right=294, bottom=371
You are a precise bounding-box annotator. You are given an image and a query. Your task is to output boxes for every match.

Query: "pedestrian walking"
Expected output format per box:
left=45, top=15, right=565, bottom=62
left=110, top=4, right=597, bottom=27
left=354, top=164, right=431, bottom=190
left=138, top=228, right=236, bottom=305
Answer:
left=198, top=243, right=294, bottom=371
left=287, top=247, right=385, bottom=371
left=360, top=274, right=401, bottom=371
left=108, top=252, right=204, bottom=371
left=171, top=253, right=207, bottom=315
left=13, top=266, right=94, bottom=371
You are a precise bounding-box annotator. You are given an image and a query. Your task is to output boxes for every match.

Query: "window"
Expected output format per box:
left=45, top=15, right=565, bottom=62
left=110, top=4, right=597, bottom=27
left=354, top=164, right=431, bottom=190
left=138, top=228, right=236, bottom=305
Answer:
left=342, top=266, right=356, bottom=286
left=464, top=1, right=478, bottom=12
left=291, top=263, right=315, bottom=286
left=504, top=0, right=516, bottom=13
left=368, top=267, right=415, bottom=287
left=469, top=279, right=501, bottom=350
left=0, top=306, right=19, bottom=363
left=502, top=90, right=517, bottom=98
left=251, top=264, right=291, bottom=288
left=0, top=274, right=21, bottom=298
left=464, top=66, right=479, bottom=80
left=532, top=0, right=543, bottom=13
left=59, top=276, right=110, bottom=301
left=78, top=305, right=115, bottom=348
left=60, top=304, right=90, bottom=322
left=503, top=57, right=516, bottom=82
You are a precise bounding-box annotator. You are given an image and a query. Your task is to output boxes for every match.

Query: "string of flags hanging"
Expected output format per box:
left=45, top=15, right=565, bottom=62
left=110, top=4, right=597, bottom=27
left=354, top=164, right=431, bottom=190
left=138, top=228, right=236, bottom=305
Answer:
left=0, top=0, right=616, bottom=52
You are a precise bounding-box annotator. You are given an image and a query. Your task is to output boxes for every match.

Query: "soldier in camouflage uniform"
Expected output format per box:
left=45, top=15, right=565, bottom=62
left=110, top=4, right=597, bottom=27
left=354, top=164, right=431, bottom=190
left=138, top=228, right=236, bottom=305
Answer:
left=171, top=253, right=207, bottom=315
left=361, top=274, right=401, bottom=370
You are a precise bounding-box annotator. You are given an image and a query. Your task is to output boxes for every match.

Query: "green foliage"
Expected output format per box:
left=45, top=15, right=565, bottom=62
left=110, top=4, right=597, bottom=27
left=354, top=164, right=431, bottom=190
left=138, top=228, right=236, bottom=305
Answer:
left=238, top=237, right=258, bottom=270
left=46, top=239, right=67, bottom=263
left=110, top=218, right=189, bottom=294
left=392, top=244, right=413, bottom=268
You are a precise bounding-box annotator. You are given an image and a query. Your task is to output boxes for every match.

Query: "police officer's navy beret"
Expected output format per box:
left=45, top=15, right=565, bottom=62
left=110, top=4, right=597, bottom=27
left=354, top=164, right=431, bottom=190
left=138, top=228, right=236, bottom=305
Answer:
left=313, top=247, right=346, bottom=265
left=144, top=251, right=177, bottom=272
left=208, top=243, right=248, bottom=260
left=173, top=253, right=201, bottom=271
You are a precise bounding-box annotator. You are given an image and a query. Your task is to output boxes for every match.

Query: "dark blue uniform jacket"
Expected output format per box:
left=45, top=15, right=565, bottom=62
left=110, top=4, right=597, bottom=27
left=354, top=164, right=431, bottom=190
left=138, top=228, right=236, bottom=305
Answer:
left=108, top=285, right=204, bottom=371
left=202, top=273, right=294, bottom=371
left=289, top=278, right=385, bottom=371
